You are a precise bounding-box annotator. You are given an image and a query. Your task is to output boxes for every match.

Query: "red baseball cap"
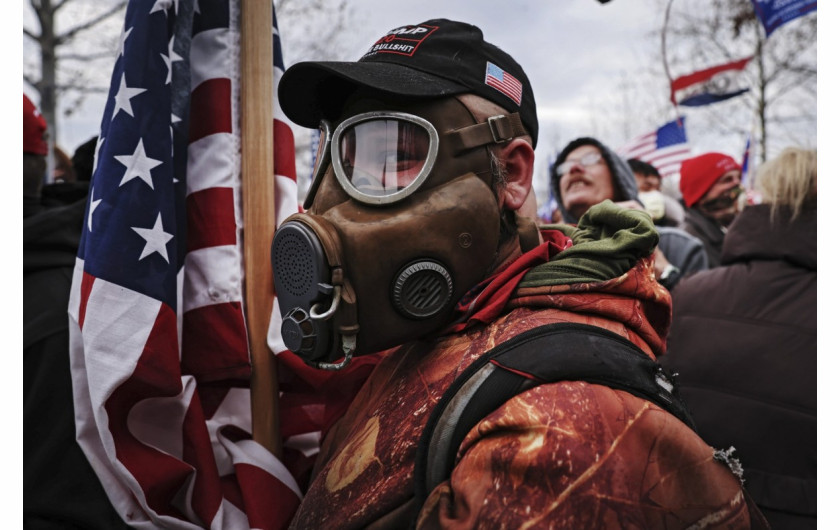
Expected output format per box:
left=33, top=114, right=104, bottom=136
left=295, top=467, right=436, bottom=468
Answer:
left=679, top=152, right=740, bottom=208
left=23, top=94, right=48, bottom=156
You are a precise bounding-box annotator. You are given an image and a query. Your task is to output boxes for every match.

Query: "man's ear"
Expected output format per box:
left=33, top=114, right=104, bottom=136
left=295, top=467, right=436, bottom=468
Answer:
left=499, top=138, right=535, bottom=211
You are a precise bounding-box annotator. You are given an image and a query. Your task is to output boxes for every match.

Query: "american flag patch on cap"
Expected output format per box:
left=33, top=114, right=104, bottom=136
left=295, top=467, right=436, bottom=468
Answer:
left=484, top=61, right=523, bottom=105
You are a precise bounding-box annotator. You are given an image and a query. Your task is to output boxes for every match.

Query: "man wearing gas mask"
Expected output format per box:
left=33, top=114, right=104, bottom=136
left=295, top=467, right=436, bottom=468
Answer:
left=678, top=152, right=747, bottom=268
left=273, top=19, right=762, bottom=529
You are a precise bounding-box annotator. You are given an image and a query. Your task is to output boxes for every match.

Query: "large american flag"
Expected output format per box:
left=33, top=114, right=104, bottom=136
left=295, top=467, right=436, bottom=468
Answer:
left=616, top=117, right=692, bottom=180
left=68, top=0, right=306, bottom=527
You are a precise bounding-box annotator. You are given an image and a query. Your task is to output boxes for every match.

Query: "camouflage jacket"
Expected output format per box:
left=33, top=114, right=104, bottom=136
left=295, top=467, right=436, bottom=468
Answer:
left=289, top=203, right=761, bottom=529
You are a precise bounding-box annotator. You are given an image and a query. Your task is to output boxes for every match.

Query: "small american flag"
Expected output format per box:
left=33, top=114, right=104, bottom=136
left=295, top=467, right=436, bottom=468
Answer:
left=617, top=117, right=692, bottom=180
left=485, top=61, right=523, bottom=105
left=68, top=0, right=305, bottom=527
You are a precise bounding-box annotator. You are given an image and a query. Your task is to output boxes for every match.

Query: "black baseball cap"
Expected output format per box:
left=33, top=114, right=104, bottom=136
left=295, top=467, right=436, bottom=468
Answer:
left=278, top=18, right=539, bottom=146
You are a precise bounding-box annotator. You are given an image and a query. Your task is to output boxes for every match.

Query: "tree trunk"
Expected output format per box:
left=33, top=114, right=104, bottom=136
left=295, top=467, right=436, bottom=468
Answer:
left=35, top=0, right=58, bottom=179
left=754, top=23, right=767, bottom=165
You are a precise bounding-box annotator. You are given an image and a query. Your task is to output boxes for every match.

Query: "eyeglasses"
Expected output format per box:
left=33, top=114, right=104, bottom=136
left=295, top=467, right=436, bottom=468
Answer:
left=303, top=111, right=440, bottom=208
left=555, top=152, right=603, bottom=176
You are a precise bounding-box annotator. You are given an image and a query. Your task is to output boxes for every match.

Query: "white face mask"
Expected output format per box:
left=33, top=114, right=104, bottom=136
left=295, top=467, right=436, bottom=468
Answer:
left=638, top=191, right=666, bottom=222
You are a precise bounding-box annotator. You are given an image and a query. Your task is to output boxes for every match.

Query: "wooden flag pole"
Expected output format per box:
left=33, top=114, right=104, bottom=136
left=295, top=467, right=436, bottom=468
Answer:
left=241, top=0, right=282, bottom=458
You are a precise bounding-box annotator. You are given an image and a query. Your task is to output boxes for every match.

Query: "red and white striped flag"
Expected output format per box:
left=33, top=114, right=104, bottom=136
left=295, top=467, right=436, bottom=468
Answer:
left=68, top=1, right=304, bottom=527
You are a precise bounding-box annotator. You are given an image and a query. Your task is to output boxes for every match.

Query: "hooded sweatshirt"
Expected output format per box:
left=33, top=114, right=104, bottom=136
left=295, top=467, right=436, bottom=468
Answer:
left=24, top=198, right=131, bottom=529
left=551, top=137, right=708, bottom=281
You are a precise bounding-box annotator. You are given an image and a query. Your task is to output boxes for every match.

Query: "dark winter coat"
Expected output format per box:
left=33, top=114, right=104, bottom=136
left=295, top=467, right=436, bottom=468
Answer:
left=662, top=203, right=817, bottom=529
left=24, top=198, right=130, bottom=529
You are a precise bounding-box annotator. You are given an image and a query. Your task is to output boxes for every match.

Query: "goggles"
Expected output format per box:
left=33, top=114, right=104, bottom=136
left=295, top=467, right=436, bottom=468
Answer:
left=555, top=151, right=603, bottom=177
left=305, top=111, right=440, bottom=207
left=698, top=184, right=744, bottom=213
left=304, top=110, right=529, bottom=209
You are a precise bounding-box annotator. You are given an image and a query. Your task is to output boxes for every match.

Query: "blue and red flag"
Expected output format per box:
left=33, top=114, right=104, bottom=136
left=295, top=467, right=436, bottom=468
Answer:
left=751, top=0, right=817, bottom=38
left=670, top=56, right=753, bottom=107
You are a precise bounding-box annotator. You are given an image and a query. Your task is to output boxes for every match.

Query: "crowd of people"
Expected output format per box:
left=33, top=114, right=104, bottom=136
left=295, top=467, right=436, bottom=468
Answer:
left=23, top=94, right=130, bottom=529
left=24, top=15, right=815, bottom=530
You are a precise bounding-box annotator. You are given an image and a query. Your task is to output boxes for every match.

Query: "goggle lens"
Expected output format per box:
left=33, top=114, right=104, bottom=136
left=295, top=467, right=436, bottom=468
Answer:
left=339, top=119, right=432, bottom=197
left=332, top=112, right=438, bottom=205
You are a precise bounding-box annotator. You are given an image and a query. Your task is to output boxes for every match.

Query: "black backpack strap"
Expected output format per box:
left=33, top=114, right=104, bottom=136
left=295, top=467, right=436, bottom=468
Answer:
left=414, top=322, right=694, bottom=505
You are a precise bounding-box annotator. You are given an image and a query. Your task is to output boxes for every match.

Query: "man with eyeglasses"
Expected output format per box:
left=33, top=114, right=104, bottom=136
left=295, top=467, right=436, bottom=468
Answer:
left=273, top=18, right=760, bottom=529
left=551, top=137, right=708, bottom=290
left=679, top=152, right=746, bottom=267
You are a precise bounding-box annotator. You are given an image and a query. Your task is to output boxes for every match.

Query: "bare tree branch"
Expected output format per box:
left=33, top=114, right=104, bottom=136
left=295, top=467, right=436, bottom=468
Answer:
left=24, top=27, right=40, bottom=41
left=658, top=0, right=815, bottom=162
left=56, top=83, right=110, bottom=94
left=58, top=51, right=117, bottom=61
left=24, top=74, right=42, bottom=90
left=52, top=0, right=73, bottom=14
left=56, top=2, right=127, bottom=45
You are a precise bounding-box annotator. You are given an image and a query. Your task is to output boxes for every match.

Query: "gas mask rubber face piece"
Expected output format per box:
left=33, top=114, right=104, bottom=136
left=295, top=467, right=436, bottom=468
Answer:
left=272, top=96, right=521, bottom=369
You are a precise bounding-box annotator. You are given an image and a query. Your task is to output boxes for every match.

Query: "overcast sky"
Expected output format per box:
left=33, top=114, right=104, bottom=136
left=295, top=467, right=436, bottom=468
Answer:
left=281, top=0, right=671, bottom=200
left=273, top=0, right=818, bottom=201
left=26, top=0, right=820, bottom=204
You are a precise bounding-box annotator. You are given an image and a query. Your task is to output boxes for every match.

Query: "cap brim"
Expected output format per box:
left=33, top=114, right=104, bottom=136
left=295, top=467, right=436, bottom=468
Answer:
left=278, top=61, right=469, bottom=129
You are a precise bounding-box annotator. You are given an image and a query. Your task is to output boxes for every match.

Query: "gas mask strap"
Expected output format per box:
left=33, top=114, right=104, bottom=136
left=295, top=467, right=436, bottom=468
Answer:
left=313, top=279, right=360, bottom=371
left=447, top=113, right=527, bottom=154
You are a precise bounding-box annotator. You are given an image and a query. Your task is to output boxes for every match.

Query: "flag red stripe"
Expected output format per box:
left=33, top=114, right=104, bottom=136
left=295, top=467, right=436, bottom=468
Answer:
left=486, top=77, right=522, bottom=104
left=186, top=187, right=238, bottom=251
left=182, top=389, right=225, bottom=526
left=104, top=304, right=191, bottom=519
left=78, top=271, right=96, bottom=329
left=235, top=463, right=300, bottom=530
left=189, top=78, right=233, bottom=143
left=182, top=301, right=251, bottom=382
left=274, top=119, right=297, bottom=179
left=670, top=56, right=752, bottom=97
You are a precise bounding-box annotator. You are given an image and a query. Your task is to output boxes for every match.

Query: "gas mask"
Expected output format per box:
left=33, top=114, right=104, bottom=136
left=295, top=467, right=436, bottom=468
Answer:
left=271, top=97, right=529, bottom=369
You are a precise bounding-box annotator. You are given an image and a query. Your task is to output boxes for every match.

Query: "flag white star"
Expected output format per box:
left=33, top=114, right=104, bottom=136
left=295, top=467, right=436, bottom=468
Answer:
left=132, top=213, right=174, bottom=263
left=88, top=189, right=101, bottom=232
left=112, top=74, right=146, bottom=119
left=119, top=26, right=133, bottom=58
left=92, top=136, right=104, bottom=175
left=150, top=0, right=172, bottom=15
left=170, top=113, right=181, bottom=160
left=115, top=139, right=163, bottom=189
left=161, top=36, right=183, bottom=85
